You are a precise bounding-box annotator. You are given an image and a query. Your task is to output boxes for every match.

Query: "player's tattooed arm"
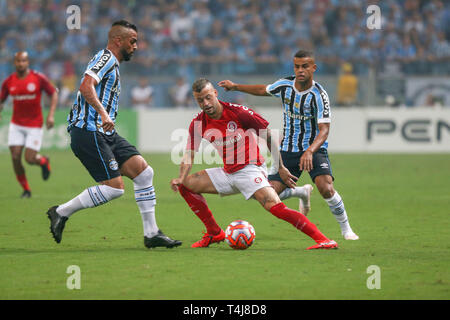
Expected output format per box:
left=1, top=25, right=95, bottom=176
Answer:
left=79, top=74, right=114, bottom=132
left=264, top=129, right=297, bottom=189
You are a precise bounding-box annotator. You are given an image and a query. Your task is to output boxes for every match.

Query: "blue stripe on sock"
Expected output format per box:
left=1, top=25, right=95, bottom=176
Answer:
left=135, top=186, right=154, bottom=193
left=136, top=198, right=156, bottom=203
left=135, top=195, right=156, bottom=200
left=96, top=186, right=108, bottom=204
left=87, top=187, right=99, bottom=206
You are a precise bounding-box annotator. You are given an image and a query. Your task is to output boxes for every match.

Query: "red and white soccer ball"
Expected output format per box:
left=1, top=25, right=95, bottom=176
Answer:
left=225, top=220, right=255, bottom=250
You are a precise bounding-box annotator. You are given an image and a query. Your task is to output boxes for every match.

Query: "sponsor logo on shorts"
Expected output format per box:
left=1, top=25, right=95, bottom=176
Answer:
left=254, top=177, right=262, bottom=184
left=109, top=159, right=119, bottom=171
left=320, top=163, right=329, bottom=169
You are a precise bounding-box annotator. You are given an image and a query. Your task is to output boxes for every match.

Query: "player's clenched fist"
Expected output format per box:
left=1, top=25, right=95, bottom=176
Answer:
left=170, top=178, right=183, bottom=192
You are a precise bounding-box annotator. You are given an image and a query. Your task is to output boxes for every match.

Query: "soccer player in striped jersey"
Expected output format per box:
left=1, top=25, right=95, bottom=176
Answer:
left=218, top=50, right=359, bottom=240
left=45, top=20, right=181, bottom=249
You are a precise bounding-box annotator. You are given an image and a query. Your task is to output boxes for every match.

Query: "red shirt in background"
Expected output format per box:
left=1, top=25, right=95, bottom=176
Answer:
left=0, top=70, right=56, bottom=128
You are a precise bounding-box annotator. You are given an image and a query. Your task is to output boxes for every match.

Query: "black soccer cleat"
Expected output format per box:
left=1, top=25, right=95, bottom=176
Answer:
left=41, top=156, right=51, bottom=181
left=21, top=190, right=31, bottom=198
left=144, top=230, right=182, bottom=249
left=46, top=205, right=68, bottom=244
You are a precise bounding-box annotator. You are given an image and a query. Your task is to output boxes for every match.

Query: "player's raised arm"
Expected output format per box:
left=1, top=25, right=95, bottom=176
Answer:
left=264, top=128, right=297, bottom=189
left=79, top=74, right=114, bottom=132
left=218, top=80, right=270, bottom=96
left=170, top=150, right=195, bottom=192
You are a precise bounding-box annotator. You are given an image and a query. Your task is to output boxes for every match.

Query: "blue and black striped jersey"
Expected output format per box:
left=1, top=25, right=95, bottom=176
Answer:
left=266, top=76, right=331, bottom=152
left=67, top=49, right=121, bottom=134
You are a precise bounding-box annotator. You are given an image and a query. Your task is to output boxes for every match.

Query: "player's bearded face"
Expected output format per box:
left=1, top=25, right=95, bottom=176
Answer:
left=14, top=56, right=29, bottom=74
left=194, top=85, right=220, bottom=117
left=121, top=31, right=138, bottom=61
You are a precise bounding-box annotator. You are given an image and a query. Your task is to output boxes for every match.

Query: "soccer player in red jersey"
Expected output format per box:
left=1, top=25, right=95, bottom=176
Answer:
left=0, top=52, right=58, bottom=198
left=170, top=78, right=337, bottom=250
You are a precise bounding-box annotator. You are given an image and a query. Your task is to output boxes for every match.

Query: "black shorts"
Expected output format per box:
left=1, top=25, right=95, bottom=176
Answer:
left=70, top=127, right=140, bottom=182
left=268, top=148, right=334, bottom=184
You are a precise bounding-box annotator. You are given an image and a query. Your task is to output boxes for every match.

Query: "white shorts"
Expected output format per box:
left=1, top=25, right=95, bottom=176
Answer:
left=206, top=164, right=271, bottom=200
left=8, top=123, right=43, bottom=151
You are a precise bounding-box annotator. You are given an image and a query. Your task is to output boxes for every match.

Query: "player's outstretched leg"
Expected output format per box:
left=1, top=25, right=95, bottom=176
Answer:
left=46, top=184, right=124, bottom=243
left=278, top=184, right=313, bottom=215
left=178, top=184, right=225, bottom=248
left=270, top=202, right=338, bottom=250
left=133, top=166, right=182, bottom=249
left=254, top=187, right=338, bottom=250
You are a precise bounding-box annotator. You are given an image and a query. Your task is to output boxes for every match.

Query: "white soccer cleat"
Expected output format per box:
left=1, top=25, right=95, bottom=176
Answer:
left=299, top=184, right=313, bottom=215
left=343, top=231, right=359, bottom=240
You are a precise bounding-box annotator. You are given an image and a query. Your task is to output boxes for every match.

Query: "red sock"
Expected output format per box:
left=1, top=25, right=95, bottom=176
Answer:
left=39, top=156, right=48, bottom=166
left=178, top=184, right=221, bottom=235
left=270, top=202, right=328, bottom=243
left=16, top=174, right=31, bottom=192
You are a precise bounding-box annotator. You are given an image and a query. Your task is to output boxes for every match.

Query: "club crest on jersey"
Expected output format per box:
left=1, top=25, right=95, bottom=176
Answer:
left=27, top=83, right=36, bottom=92
left=227, top=121, right=237, bottom=132
left=109, top=159, right=119, bottom=171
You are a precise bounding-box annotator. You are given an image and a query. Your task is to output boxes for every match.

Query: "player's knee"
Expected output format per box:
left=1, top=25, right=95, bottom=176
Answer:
left=270, top=180, right=285, bottom=194
left=318, top=184, right=334, bottom=199
left=264, top=200, right=280, bottom=212
left=133, top=165, right=154, bottom=187
left=104, top=185, right=125, bottom=200
left=183, top=175, right=198, bottom=193
left=24, top=155, right=36, bottom=165
left=10, top=152, right=22, bottom=162
left=144, top=165, right=154, bottom=182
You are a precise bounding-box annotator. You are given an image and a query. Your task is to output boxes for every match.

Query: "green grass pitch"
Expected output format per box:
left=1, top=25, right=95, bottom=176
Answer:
left=0, top=151, right=448, bottom=299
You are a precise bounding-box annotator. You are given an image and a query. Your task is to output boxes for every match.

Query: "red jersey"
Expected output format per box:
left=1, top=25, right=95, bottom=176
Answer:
left=0, top=70, right=56, bottom=128
left=187, top=101, right=269, bottom=173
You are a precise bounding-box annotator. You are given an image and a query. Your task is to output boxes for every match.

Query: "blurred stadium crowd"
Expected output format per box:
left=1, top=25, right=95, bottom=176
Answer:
left=0, top=0, right=449, bottom=108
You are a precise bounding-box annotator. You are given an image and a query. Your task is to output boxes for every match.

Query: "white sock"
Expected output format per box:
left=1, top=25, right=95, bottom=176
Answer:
left=133, top=166, right=159, bottom=237
left=56, top=185, right=124, bottom=217
left=324, top=191, right=352, bottom=234
left=278, top=186, right=308, bottom=200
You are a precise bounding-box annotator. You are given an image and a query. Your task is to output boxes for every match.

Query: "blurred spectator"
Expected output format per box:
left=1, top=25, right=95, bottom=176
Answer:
left=1, top=0, right=448, bottom=108
left=336, top=63, right=358, bottom=106
left=131, top=77, right=154, bottom=110
left=169, top=77, right=192, bottom=109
